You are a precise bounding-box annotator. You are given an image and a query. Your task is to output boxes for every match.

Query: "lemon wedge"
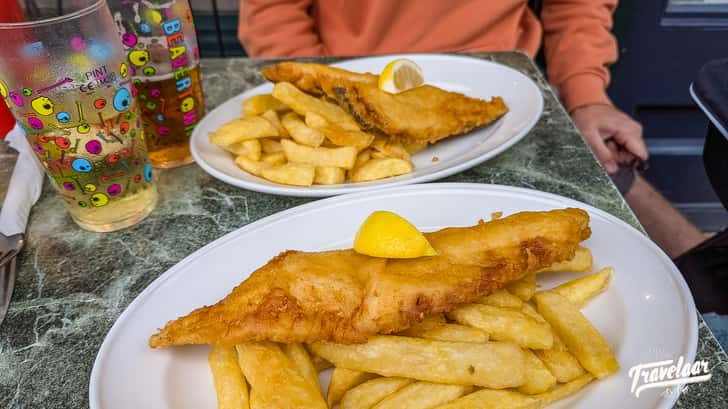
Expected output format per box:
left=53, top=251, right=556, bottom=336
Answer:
left=353, top=211, right=437, bottom=258
left=378, top=58, right=424, bottom=93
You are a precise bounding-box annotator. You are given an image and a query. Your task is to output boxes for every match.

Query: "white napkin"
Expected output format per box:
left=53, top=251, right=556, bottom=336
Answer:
left=0, top=124, right=44, bottom=235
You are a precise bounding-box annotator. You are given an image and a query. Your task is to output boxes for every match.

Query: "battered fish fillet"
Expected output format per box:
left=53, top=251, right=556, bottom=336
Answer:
left=149, top=209, right=590, bottom=348
left=261, top=62, right=509, bottom=144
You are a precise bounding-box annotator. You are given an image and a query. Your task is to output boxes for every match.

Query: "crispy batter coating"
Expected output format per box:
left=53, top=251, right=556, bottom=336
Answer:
left=149, top=208, right=590, bottom=348
left=261, top=62, right=508, bottom=144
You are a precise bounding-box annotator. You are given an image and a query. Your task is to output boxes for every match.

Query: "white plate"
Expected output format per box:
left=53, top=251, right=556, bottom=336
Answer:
left=89, top=184, right=697, bottom=409
left=190, top=54, right=543, bottom=197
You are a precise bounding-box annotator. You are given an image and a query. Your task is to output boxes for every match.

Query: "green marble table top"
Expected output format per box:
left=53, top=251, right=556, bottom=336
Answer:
left=0, top=53, right=725, bottom=408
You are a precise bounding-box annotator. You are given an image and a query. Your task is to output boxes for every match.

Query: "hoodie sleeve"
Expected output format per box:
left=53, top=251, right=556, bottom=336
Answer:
left=238, top=0, right=326, bottom=57
left=541, top=0, right=619, bottom=111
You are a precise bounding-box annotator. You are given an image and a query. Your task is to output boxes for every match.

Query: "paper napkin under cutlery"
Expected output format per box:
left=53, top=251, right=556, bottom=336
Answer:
left=0, top=124, right=44, bottom=236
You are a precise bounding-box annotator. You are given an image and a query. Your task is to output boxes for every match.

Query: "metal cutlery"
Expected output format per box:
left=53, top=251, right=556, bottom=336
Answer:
left=0, top=255, right=17, bottom=326
left=0, top=126, right=42, bottom=327
left=0, top=233, right=23, bottom=268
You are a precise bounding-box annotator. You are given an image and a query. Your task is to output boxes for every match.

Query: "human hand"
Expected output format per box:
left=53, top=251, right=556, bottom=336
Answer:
left=570, top=104, right=648, bottom=174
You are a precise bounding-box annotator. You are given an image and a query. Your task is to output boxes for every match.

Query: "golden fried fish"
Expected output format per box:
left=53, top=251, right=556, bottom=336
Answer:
left=261, top=62, right=508, bottom=144
left=150, top=209, right=590, bottom=347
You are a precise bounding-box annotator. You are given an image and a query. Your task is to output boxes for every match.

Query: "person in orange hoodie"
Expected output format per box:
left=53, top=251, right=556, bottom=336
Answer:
left=237, top=0, right=704, bottom=258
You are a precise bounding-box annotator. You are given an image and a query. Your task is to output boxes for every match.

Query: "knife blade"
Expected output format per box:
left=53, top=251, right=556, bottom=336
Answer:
left=0, top=256, right=16, bottom=326
left=0, top=125, right=42, bottom=326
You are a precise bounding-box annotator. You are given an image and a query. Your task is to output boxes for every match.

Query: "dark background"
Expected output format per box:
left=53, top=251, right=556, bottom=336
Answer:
left=189, top=0, right=728, bottom=231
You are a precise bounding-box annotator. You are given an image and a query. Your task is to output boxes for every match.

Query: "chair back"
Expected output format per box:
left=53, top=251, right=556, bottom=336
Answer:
left=693, top=59, right=728, bottom=211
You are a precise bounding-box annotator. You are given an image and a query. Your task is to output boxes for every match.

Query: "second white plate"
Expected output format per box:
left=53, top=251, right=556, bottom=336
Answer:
left=190, top=54, right=544, bottom=197
left=90, top=183, right=697, bottom=409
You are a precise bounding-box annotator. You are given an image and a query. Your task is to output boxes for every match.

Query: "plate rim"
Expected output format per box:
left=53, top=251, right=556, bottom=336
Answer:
left=189, top=53, right=545, bottom=197
left=89, top=182, right=697, bottom=409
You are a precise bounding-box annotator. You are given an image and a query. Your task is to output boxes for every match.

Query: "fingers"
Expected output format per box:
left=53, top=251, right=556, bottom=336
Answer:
left=608, top=140, right=638, bottom=166
left=612, top=120, right=648, bottom=161
left=606, top=140, right=619, bottom=156
left=574, top=105, right=648, bottom=162
left=571, top=105, right=640, bottom=174
left=618, top=149, right=637, bottom=166
left=584, top=130, right=617, bottom=174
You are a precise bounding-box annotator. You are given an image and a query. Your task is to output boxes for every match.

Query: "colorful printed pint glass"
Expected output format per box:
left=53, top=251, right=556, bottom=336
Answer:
left=0, top=0, right=158, bottom=232
left=109, top=0, right=205, bottom=168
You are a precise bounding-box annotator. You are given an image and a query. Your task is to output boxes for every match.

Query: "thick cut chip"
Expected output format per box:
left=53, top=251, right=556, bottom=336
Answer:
left=249, top=389, right=276, bottom=409
left=261, top=152, right=286, bottom=165
left=373, top=382, right=472, bottom=409
left=226, top=139, right=262, bottom=160
left=208, top=346, right=250, bottom=409
left=351, top=149, right=372, bottom=173
left=261, top=139, right=283, bottom=153
left=547, top=267, right=613, bottom=307
left=261, top=109, right=289, bottom=137
left=210, top=117, right=279, bottom=146
left=259, top=163, right=315, bottom=186
left=350, top=158, right=413, bottom=182
left=400, top=322, right=488, bottom=343
left=433, top=389, right=542, bottom=409
left=272, top=82, right=360, bottom=130
left=282, top=343, right=322, bottom=398
left=533, top=373, right=595, bottom=405
left=235, top=156, right=271, bottom=176
left=533, top=333, right=586, bottom=383
left=479, top=289, right=523, bottom=308
left=314, top=166, right=346, bottom=185
left=304, top=111, right=329, bottom=129
left=422, top=313, right=446, bottom=324
left=539, top=246, right=592, bottom=273
left=396, top=314, right=447, bottom=337
left=281, top=139, right=357, bottom=169
left=340, top=377, right=413, bottom=409
left=243, top=94, right=290, bottom=117
left=518, top=350, right=557, bottom=395
left=506, top=273, right=537, bottom=301
left=282, top=112, right=325, bottom=147
left=309, top=336, right=526, bottom=388
left=322, top=128, right=375, bottom=151
left=519, top=303, right=547, bottom=323
left=235, top=342, right=327, bottom=409
left=309, top=351, right=333, bottom=372
left=327, top=368, right=379, bottom=408
left=535, top=291, right=619, bottom=378
left=305, top=112, right=374, bottom=150
left=370, top=137, right=411, bottom=160
left=449, top=304, right=553, bottom=349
